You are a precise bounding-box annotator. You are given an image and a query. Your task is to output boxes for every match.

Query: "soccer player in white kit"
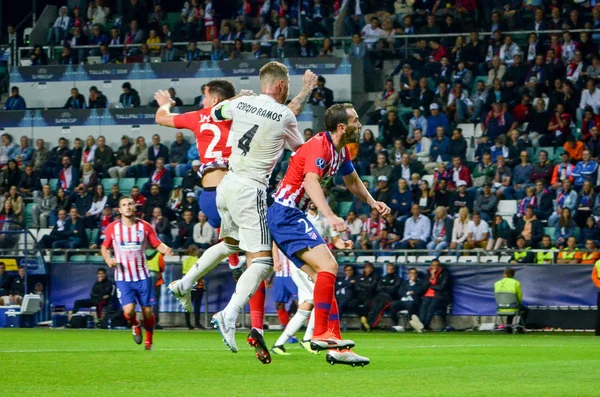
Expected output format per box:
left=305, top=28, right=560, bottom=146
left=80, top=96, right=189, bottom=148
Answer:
left=204, top=61, right=317, bottom=362
left=271, top=203, right=353, bottom=355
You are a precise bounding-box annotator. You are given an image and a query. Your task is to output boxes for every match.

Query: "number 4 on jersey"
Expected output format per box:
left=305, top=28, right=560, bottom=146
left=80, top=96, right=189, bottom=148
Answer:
left=238, top=124, right=258, bottom=156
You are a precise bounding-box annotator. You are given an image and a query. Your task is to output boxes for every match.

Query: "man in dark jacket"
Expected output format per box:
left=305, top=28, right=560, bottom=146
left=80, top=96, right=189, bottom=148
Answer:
left=165, top=131, right=190, bottom=177
left=0, top=262, right=12, bottom=299
left=336, top=265, right=358, bottom=317
left=119, top=82, right=140, bottom=108
left=143, top=184, right=167, bottom=220
left=10, top=266, right=26, bottom=305
left=409, top=259, right=451, bottom=332
left=63, top=87, right=86, bottom=109
left=309, top=76, right=334, bottom=108
left=73, top=184, right=93, bottom=216
left=347, top=262, right=380, bottom=317
left=182, top=160, right=202, bottom=194
left=390, top=267, right=424, bottom=327
left=72, top=268, right=115, bottom=319
left=19, top=164, right=42, bottom=198
left=361, top=263, right=402, bottom=331
left=93, top=136, right=114, bottom=178
left=88, top=86, right=108, bottom=109
left=174, top=209, right=196, bottom=249
left=51, top=208, right=88, bottom=249
left=44, top=138, right=71, bottom=178
left=448, top=128, right=468, bottom=162
left=145, top=134, right=169, bottom=175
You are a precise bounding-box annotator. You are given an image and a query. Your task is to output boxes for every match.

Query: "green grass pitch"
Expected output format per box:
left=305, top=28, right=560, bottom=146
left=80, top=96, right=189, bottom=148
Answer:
left=1, top=329, right=600, bottom=397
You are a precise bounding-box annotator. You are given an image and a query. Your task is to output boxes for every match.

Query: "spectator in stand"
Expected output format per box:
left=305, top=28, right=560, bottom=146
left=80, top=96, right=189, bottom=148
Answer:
left=370, top=79, right=398, bottom=124
left=360, top=209, right=386, bottom=251
left=309, top=76, right=333, bottom=108
left=547, top=104, right=572, bottom=147
left=409, top=259, right=451, bottom=333
left=130, top=186, right=145, bottom=217
left=146, top=29, right=161, bottom=55
left=79, top=162, right=98, bottom=194
left=1, top=159, right=20, bottom=193
left=400, top=204, right=431, bottom=250
left=530, top=150, right=553, bottom=187
left=488, top=215, right=511, bottom=251
left=427, top=207, right=453, bottom=257
left=576, top=182, right=596, bottom=228
left=371, top=154, right=393, bottom=181
left=19, top=165, right=41, bottom=199
left=271, top=35, right=296, bottom=58
left=119, top=82, right=140, bottom=108
left=448, top=156, right=472, bottom=191
left=51, top=207, right=87, bottom=249
left=88, top=86, right=107, bottom=108
left=4, top=185, right=23, bottom=223
left=374, top=176, right=392, bottom=204
left=145, top=134, right=169, bottom=176
left=408, top=108, right=427, bottom=142
left=142, top=157, right=172, bottom=199
left=557, top=236, right=581, bottom=264
left=572, top=150, right=598, bottom=190
left=344, top=211, right=363, bottom=245
left=482, top=102, right=513, bottom=142
left=344, top=0, right=367, bottom=35
left=31, top=184, right=56, bottom=228
left=11, top=136, right=33, bottom=167
left=505, top=151, right=533, bottom=200
left=88, top=0, right=110, bottom=28
left=63, top=88, right=86, bottom=110
left=143, top=184, right=166, bottom=220
left=182, top=160, right=202, bottom=197
left=554, top=207, right=576, bottom=249
left=347, top=263, right=379, bottom=319
left=47, top=6, right=70, bottom=45
left=415, top=179, right=434, bottom=217
left=449, top=181, right=472, bottom=217
left=166, top=186, right=183, bottom=220
left=581, top=109, right=600, bottom=143
left=175, top=209, right=196, bottom=249
left=581, top=239, right=600, bottom=264
left=360, top=263, right=401, bottom=331
left=410, top=130, right=431, bottom=165
left=381, top=112, right=404, bottom=147
left=92, top=136, right=113, bottom=178
left=161, top=39, right=182, bottom=62
left=165, top=132, right=190, bottom=177
left=106, top=185, right=122, bottom=212
left=72, top=268, right=114, bottom=320
left=389, top=178, right=412, bottom=220
left=210, top=38, right=227, bottom=61
left=107, top=136, right=133, bottom=179
left=336, top=265, right=358, bottom=318
left=84, top=184, right=107, bottom=228
left=149, top=207, right=171, bottom=245
left=578, top=79, right=600, bottom=124
left=72, top=139, right=83, bottom=168
left=491, top=155, right=512, bottom=199
left=297, top=34, right=316, bottom=58
left=125, top=19, right=145, bottom=45
left=425, top=127, right=451, bottom=174
left=125, top=136, right=148, bottom=178
left=193, top=212, right=217, bottom=249
left=360, top=16, right=383, bottom=50
left=464, top=211, right=490, bottom=250
left=30, top=45, right=48, bottom=66
left=3, top=87, right=26, bottom=111
left=515, top=205, right=543, bottom=248
left=57, top=155, right=79, bottom=196
left=425, top=103, right=449, bottom=139
left=474, top=183, right=497, bottom=222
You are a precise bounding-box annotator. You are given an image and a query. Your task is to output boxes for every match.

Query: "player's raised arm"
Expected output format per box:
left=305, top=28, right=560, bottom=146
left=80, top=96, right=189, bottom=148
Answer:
left=154, top=89, right=178, bottom=127
left=342, top=170, right=390, bottom=216
left=287, top=70, right=318, bottom=116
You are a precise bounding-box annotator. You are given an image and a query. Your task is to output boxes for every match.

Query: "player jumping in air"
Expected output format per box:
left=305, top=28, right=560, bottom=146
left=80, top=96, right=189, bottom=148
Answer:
left=101, top=197, right=174, bottom=350
left=209, top=62, right=317, bottom=364
left=154, top=80, right=245, bottom=313
left=268, top=103, right=390, bottom=366
left=271, top=202, right=352, bottom=356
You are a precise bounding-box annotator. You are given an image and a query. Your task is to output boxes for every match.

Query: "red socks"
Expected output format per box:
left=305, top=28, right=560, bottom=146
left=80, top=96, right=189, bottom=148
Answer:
left=124, top=313, right=139, bottom=327
left=313, top=272, right=336, bottom=337
left=228, top=253, right=240, bottom=269
left=144, top=315, right=155, bottom=344
left=249, top=280, right=266, bottom=330
left=276, top=308, right=290, bottom=326
left=329, top=298, right=341, bottom=339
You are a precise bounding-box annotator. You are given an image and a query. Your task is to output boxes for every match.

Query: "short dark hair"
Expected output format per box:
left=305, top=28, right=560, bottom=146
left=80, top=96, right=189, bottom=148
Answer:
left=11, top=86, right=18, bottom=93
left=97, top=268, right=106, bottom=274
left=505, top=267, right=516, bottom=278
left=122, top=82, right=131, bottom=89
left=317, top=76, right=326, bottom=84
left=205, top=79, right=235, bottom=101
left=89, top=86, right=98, bottom=92
left=408, top=267, right=417, bottom=273
left=324, top=103, right=354, bottom=132
left=431, top=259, right=441, bottom=266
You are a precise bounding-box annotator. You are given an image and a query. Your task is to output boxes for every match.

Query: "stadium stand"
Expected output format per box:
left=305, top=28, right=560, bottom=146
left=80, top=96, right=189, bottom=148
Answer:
left=1, top=0, right=600, bottom=332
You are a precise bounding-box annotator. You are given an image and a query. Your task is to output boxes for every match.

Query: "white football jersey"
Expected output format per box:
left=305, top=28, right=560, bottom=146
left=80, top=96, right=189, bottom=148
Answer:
left=213, top=94, right=304, bottom=187
left=306, top=211, right=337, bottom=240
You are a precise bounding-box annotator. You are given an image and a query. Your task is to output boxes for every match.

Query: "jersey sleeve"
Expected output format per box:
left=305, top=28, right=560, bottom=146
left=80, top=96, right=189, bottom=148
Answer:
left=283, top=111, right=304, bottom=152
left=303, top=140, right=329, bottom=179
left=101, top=223, right=114, bottom=249
left=173, top=110, right=201, bottom=130
left=144, top=221, right=163, bottom=248
left=339, top=147, right=356, bottom=177
left=211, top=99, right=234, bottom=121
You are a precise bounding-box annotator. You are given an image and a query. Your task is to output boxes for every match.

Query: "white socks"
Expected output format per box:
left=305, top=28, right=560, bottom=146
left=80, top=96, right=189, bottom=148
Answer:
left=180, top=242, right=239, bottom=291
left=275, top=309, right=311, bottom=347
left=303, top=310, right=315, bottom=341
left=223, top=257, right=273, bottom=325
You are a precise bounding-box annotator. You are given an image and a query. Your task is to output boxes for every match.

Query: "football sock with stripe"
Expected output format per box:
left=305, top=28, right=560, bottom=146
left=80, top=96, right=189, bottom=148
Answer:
left=223, top=257, right=273, bottom=326
left=124, top=313, right=139, bottom=327
left=249, top=280, right=266, bottom=333
left=276, top=307, right=290, bottom=326
left=275, top=309, right=310, bottom=347
left=328, top=298, right=341, bottom=339
left=228, top=253, right=241, bottom=270
left=303, top=310, right=315, bottom=341
left=180, top=242, right=240, bottom=291
left=312, top=271, right=336, bottom=337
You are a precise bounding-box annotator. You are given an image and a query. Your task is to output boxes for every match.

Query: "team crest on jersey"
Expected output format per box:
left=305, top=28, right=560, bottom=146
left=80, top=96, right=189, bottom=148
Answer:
left=136, top=230, right=143, bottom=238
left=315, top=158, right=326, bottom=170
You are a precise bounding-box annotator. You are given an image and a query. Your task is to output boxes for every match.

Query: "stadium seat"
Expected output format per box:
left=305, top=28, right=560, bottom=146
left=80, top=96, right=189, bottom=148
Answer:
left=573, top=227, right=581, bottom=242
left=173, top=177, right=184, bottom=186
left=496, top=200, right=517, bottom=216
left=338, top=201, right=352, bottom=217
left=376, top=256, right=396, bottom=263
left=422, top=174, right=434, bottom=186
left=119, top=178, right=136, bottom=195
left=101, top=178, right=119, bottom=191
left=89, top=255, right=106, bottom=263
left=24, top=203, right=34, bottom=228
left=49, top=179, right=59, bottom=191
left=70, top=255, right=88, bottom=263
left=479, top=256, right=499, bottom=264
left=458, top=123, right=475, bottom=139
left=37, top=229, right=52, bottom=241
left=355, top=255, right=375, bottom=263
left=337, top=256, right=355, bottom=263
left=50, top=255, right=67, bottom=263
left=466, top=148, right=475, bottom=162
left=457, top=256, right=478, bottom=264
left=536, top=147, right=554, bottom=160
left=543, top=227, right=556, bottom=239
left=136, top=177, right=149, bottom=187
left=417, top=255, right=436, bottom=264
left=438, top=256, right=457, bottom=263
left=499, top=255, right=511, bottom=263
left=474, top=124, right=483, bottom=138
left=405, top=256, right=417, bottom=263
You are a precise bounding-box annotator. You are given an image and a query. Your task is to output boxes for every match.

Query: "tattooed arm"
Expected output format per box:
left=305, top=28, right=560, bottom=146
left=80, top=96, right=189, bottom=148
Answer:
left=287, top=69, right=318, bottom=116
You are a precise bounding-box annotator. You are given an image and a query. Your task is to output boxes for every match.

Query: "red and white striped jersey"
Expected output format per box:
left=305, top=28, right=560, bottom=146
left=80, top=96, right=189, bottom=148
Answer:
left=273, top=132, right=355, bottom=211
left=275, top=249, right=293, bottom=278
left=102, top=219, right=162, bottom=282
left=363, top=218, right=386, bottom=238
left=173, top=107, right=233, bottom=177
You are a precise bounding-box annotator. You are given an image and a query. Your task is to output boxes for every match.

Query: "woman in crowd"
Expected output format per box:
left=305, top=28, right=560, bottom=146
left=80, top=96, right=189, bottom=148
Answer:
left=2, top=160, right=21, bottom=194
left=416, top=180, right=434, bottom=217
left=80, top=162, right=99, bottom=193
left=450, top=207, right=470, bottom=251
left=427, top=207, right=453, bottom=257
left=575, top=180, right=595, bottom=228
left=580, top=216, right=600, bottom=247
left=81, top=135, right=97, bottom=166
left=355, top=129, right=376, bottom=176
left=320, top=37, right=334, bottom=57
left=85, top=184, right=107, bottom=228
left=487, top=215, right=511, bottom=250
left=554, top=207, right=576, bottom=248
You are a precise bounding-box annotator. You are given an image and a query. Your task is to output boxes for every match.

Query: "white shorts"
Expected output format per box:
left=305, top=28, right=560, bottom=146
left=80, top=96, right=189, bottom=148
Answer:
left=216, top=172, right=271, bottom=253
left=289, top=265, right=314, bottom=305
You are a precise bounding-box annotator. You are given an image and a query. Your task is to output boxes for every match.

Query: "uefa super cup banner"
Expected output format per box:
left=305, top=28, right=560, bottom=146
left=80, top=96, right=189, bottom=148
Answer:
left=0, top=109, right=30, bottom=128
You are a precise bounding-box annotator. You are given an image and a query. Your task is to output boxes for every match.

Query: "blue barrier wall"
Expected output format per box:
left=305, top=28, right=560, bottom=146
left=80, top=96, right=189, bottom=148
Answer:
left=48, top=263, right=598, bottom=316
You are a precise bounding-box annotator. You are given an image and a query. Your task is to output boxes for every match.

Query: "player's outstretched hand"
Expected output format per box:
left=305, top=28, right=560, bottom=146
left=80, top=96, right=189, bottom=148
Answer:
left=327, top=215, right=347, bottom=233
left=154, top=89, right=175, bottom=107
left=372, top=201, right=391, bottom=216
left=106, top=258, right=118, bottom=268
left=164, top=247, right=175, bottom=256
left=334, top=239, right=354, bottom=250
left=302, top=69, right=318, bottom=91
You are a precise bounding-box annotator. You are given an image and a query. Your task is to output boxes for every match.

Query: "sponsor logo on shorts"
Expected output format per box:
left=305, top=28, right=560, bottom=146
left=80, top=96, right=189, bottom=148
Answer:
left=315, top=158, right=326, bottom=170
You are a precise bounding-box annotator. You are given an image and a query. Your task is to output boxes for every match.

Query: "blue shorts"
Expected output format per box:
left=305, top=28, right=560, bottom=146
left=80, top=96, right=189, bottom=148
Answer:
left=199, top=188, right=221, bottom=229
left=267, top=203, right=326, bottom=268
left=116, top=278, right=156, bottom=308
left=272, top=276, right=298, bottom=303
